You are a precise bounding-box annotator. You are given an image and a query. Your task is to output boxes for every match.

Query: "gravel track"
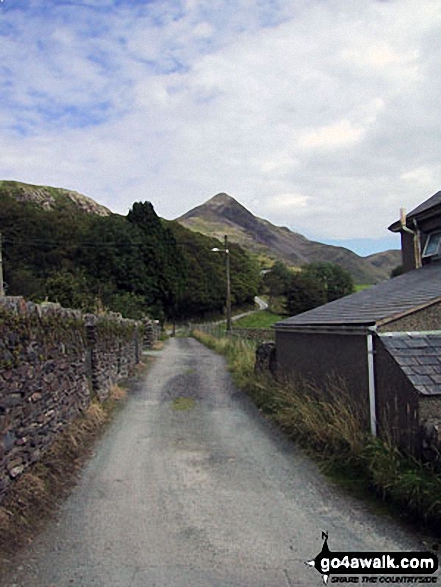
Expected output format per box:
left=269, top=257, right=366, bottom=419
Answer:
left=0, top=338, right=436, bottom=587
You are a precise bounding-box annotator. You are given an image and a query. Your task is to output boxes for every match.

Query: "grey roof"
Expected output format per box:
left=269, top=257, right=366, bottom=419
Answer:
left=380, top=333, right=441, bottom=396
left=274, top=263, right=441, bottom=330
left=389, top=191, right=441, bottom=232
left=407, top=191, right=441, bottom=219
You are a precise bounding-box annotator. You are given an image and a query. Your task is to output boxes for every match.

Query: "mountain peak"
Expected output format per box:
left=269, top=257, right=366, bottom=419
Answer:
left=178, top=192, right=259, bottom=228
left=208, top=192, right=234, bottom=202
left=205, top=192, right=244, bottom=210
left=176, top=192, right=400, bottom=284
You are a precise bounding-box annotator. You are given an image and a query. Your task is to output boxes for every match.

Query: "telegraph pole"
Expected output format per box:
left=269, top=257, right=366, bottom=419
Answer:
left=211, top=236, right=232, bottom=331
left=225, top=235, right=232, bottom=332
left=0, top=232, right=4, bottom=296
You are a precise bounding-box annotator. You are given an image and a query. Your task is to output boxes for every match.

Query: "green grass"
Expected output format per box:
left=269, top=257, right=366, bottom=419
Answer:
left=233, top=310, right=284, bottom=328
left=192, top=330, right=441, bottom=534
left=354, top=284, right=372, bottom=292
left=172, top=397, right=196, bottom=411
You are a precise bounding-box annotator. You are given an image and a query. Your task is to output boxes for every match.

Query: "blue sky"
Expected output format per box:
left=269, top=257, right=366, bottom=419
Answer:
left=1, top=0, right=441, bottom=255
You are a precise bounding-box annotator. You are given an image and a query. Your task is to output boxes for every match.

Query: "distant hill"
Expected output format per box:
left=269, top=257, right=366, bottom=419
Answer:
left=177, top=193, right=400, bottom=284
left=365, top=250, right=402, bottom=272
left=0, top=180, right=111, bottom=216
left=0, top=181, right=260, bottom=320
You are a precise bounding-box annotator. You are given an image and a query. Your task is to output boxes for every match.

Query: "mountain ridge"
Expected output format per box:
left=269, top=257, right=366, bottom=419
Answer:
left=0, top=180, right=111, bottom=216
left=0, top=181, right=401, bottom=284
left=177, top=193, right=401, bottom=284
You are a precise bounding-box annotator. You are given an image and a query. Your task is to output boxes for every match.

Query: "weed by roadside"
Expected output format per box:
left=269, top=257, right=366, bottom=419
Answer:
left=192, top=329, right=255, bottom=388
left=192, top=330, right=441, bottom=534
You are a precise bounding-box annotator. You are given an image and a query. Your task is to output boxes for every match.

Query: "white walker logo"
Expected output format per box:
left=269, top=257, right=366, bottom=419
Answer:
left=306, top=533, right=439, bottom=585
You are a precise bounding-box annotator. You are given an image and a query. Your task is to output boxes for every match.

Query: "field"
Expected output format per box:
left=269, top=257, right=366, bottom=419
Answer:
left=234, top=310, right=284, bottom=328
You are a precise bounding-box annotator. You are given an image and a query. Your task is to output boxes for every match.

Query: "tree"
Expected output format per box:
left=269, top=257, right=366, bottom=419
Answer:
left=0, top=191, right=259, bottom=321
left=127, top=202, right=187, bottom=319
left=44, top=270, right=96, bottom=311
left=108, top=291, right=150, bottom=320
left=284, top=272, right=326, bottom=316
left=263, top=261, right=291, bottom=293
left=165, top=222, right=260, bottom=320
left=302, top=262, right=354, bottom=302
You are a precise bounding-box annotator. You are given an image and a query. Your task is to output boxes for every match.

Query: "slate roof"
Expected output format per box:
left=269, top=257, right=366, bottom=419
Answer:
left=380, top=333, right=441, bottom=396
left=389, top=191, right=441, bottom=232
left=274, top=263, right=441, bottom=330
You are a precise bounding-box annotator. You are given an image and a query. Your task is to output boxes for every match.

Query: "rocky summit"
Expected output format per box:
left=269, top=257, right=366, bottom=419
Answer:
left=0, top=180, right=111, bottom=216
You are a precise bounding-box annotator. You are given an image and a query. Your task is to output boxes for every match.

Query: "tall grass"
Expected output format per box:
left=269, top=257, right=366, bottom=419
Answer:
left=193, top=329, right=256, bottom=389
left=193, top=330, right=441, bottom=531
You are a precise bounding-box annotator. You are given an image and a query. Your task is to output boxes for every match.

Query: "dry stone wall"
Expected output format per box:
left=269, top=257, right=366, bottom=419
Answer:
left=0, top=297, right=142, bottom=502
left=86, top=314, right=141, bottom=401
left=228, top=328, right=275, bottom=343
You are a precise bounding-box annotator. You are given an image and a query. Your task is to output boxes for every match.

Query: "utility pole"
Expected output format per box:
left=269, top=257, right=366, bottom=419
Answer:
left=211, top=236, right=232, bottom=331
left=0, top=232, right=4, bottom=296
left=225, top=235, right=232, bottom=332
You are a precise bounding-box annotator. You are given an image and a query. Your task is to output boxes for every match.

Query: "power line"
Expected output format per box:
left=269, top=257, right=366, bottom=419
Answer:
left=1, top=235, right=219, bottom=248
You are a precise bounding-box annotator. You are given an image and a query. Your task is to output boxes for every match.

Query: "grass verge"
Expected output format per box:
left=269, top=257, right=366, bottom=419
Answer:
left=233, top=310, right=284, bottom=329
left=0, top=360, right=151, bottom=566
left=192, top=329, right=441, bottom=536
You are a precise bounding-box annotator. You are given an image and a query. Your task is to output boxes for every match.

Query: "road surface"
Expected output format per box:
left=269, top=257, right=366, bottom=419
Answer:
left=231, top=296, right=269, bottom=321
left=0, top=338, right=435, bottom=587
left=210, top=296, right=269, bottom=326
left=253, top=296, right=268, bottom=311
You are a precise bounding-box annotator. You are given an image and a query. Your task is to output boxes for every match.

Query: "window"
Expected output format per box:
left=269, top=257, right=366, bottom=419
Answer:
left=422, top=232, right=441, bottom=258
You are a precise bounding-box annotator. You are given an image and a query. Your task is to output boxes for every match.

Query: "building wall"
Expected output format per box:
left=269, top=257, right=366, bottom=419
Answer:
left=275, top=330, right=370, bottom=423
left=0, top=297, right=141, bottom=502
left=421, top=215, right=441, bottom=268
left=275, top=327, right=441, bottom=459
left=379, top=300, right=441, bottom=332
left=419, top=396, right=441, bottom=427
left=374, top=338, right=420, bottom=455
left=401, top=212, right=441, bottom=271
left=401, top=232, right=415, bottom=272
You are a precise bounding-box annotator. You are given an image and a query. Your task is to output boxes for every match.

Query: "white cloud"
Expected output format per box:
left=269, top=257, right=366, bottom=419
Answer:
left=1, top=0, right=441, bottom=249
left=298, top=120, right=365, bottom=150
left=341, top=44, right=419, bottom=68
left=263, top=193, right=309, bottom=213
left=401, top=166, right=432, bottom=184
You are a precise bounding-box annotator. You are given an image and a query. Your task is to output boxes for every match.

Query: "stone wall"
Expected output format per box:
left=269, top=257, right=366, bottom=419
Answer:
left=254, top=341, right=277, bottom=376
left=0, top=297, right=142, bottom=502
left=142, top=319, right=161, bottom=349
left=86, top=314, right=141, bottom=401
left=379, top=300, right=441, bottom=332
left=228, top=328, right=275, bottom=343
left=419, top=396, right=441, bottom=465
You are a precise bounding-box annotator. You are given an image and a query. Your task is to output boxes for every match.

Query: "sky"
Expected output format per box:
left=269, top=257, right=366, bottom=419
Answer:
left=1, top=0, right=441, bottom=256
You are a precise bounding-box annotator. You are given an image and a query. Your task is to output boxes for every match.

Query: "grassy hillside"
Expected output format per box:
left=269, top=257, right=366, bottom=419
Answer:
left=0, top=180, right=111, bottom=216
